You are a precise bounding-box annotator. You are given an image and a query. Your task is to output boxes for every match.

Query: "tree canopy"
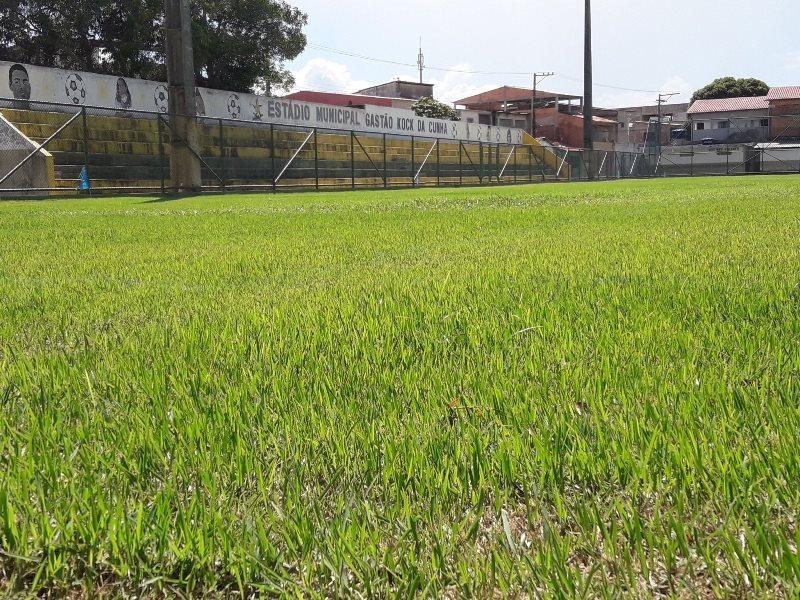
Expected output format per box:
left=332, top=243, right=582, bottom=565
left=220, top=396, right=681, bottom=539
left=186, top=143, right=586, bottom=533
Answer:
left=0, top=0, right=307, bottom=92
left=691, top=77, right=769, bottom=104
left=411, top=96, right=460, bottom=121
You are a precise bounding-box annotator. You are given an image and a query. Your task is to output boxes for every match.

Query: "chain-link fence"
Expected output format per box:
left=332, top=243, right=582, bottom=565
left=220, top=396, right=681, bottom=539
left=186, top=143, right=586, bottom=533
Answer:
left=0, top=97, right=799, bottom=196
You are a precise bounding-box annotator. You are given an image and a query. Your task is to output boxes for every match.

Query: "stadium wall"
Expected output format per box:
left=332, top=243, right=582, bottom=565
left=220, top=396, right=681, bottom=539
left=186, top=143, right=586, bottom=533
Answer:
left=0, top=61, right=524, bottom=145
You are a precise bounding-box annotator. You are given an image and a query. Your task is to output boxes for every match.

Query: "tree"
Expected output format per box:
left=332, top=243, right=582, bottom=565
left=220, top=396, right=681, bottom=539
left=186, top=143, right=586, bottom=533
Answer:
left=0, top=1, right=167, bottom=78
left=0, top=0, right=307, bottom=92
left=411, top=97, right=460, bottom=121
left=192, top=0, right=306, bottom=93
left=691, top=77, right=769, bottom=104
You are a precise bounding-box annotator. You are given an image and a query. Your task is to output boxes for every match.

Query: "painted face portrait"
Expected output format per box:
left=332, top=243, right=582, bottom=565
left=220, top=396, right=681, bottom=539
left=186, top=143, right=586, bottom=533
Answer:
left=9, top=64, right=31, bottom=100
left=115, top=78, right=132, bottom=109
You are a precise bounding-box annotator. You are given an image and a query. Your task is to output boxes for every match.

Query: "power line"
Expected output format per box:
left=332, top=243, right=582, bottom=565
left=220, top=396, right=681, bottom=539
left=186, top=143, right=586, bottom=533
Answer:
left=305, top=42, right=666, bottom=94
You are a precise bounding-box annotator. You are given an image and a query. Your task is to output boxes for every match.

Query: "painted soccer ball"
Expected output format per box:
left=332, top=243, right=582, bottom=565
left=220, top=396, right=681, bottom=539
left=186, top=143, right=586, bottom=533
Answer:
left=64, top=74, right=86, bottom=105
left=227, top=94, right=241, bottom=119
left=154, top=85, right=169, bottom=113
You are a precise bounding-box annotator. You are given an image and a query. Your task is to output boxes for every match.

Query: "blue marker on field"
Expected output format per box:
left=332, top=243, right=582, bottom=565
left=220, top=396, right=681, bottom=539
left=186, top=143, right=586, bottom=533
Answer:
left=79, top=166, right=91, bottom=191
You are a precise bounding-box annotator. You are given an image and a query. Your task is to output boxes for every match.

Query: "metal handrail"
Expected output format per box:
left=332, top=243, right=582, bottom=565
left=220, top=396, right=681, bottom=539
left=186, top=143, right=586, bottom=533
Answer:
left=414, top=141, right=437, bottom=184
left=275, top=128, right=314, bottom=183
left=498, top=147, right=515, bottom=180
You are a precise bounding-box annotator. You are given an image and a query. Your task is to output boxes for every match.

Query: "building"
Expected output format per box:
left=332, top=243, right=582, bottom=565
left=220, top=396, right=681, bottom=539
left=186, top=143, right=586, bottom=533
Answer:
left=614, top=103, right=689, bottom=146
left=355, top=80, right=434, bottom=101
left=454, top=86, right=582, bottom=129
left=453, top=86, right=619, bottom=148
left=686, top=97, right=770, bottom=143
left=767, top=86, right=800, bottom=140
left=284, top=91, right=395, bottom=108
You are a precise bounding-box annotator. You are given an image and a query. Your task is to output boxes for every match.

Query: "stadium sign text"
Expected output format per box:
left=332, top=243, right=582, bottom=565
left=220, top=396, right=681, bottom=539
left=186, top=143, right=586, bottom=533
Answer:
left=0, top=61, right=525, bottom=145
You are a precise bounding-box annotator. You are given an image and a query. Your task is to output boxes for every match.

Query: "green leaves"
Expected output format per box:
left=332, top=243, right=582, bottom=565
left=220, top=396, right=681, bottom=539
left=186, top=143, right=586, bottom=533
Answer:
left=691, top=77, right=770, bottom=104
left=411, top=97, right=461, bottom=122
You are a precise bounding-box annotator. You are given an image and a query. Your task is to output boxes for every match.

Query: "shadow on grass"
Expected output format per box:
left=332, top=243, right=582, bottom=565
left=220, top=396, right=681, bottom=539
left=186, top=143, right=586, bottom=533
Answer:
left=140, top=193, right=204, bottom=204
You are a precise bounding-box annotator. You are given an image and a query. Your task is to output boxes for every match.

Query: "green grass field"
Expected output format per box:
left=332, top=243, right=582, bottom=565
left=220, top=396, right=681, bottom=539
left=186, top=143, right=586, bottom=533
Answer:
left=1, top=176, right=799, bottom=597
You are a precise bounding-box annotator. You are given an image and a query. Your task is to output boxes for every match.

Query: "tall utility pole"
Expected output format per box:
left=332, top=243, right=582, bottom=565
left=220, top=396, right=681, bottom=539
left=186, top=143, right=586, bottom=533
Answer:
left=655, top=92, right=678, bottom=166
left=531, top=71, right=555, bottom=138
left=164, top=0, right=201, bottom=192
left=417, top=38, right=425, bottom=84
left=583, top=0, right=593, bottom=151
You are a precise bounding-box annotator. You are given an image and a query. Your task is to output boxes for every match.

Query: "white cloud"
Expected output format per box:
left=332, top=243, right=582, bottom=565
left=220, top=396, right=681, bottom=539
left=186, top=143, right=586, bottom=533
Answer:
left=781, top=51, right=800, bottom=72
left=290, top=58, right=497, bottom=105
left=427, top=66, right=498, bottom=105
left=290, top=58, right=374, bottom=94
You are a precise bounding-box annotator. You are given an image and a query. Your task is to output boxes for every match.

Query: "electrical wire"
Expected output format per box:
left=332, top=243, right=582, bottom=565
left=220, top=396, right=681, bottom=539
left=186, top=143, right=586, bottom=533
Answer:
left=306, top=42, right=664, bottom=94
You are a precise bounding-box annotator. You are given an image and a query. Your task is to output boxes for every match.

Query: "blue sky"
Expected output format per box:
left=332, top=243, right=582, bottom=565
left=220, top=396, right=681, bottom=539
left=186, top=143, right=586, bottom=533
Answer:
left=285, top=0, right=800, bottom=108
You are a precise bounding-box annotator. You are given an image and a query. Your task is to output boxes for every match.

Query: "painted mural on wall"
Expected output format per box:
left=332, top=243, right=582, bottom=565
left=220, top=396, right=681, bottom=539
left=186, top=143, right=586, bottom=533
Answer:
left=0, top=61, right=525, bottom=145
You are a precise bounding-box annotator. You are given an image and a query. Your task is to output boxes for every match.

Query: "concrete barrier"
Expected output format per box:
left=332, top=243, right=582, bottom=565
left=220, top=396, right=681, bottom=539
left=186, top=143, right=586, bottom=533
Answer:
left=0, top=113, right=55, bottom=195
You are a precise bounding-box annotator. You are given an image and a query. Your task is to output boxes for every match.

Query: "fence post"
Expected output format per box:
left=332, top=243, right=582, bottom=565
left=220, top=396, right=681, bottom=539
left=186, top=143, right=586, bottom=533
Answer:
left=527, top=146, right=532, bottom=182
left=157, top=115, right=166, bottom=194
left=513, top=146, right=517, bottom=184
left=460, top=142, right=465, bottom=187
left=313, top=127, right=319, bottom=191
left=436, top=139, right=441, bottom=187
left=81, top=106, right=90, bottom=195
left=479, top=142, right=483, bottom=184
left=350, top=131, right=355, bottom=190
left=218, top=118, right=227, bottom=191
left=541, top=146, right=546, bottom=182
left=383, top=133, right=388, bottom=189
left=411, top=135, right=415, bottom=187
left=496, top=144, right=500, bottom=183
left=270, top=123, right=276, bottom=193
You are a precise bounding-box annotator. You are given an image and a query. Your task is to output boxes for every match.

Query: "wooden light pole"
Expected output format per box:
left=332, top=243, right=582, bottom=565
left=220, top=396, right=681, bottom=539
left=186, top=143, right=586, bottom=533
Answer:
left=583, top=0, right=594, bottom=151
left=164, top=0, right=201, bottom=191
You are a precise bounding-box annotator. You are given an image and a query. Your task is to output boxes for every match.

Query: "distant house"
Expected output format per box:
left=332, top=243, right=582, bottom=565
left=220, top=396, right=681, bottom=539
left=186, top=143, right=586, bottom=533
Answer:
left=284, top=91, right=397, bottom=108
left=767, top=87, right=800, bottom=139
left=454, top=86, right=582, bottom=132
left=453, top=86, right=617, bottom=149
left=686, top=96, right=770, bottom=143
left=355, top=80, right=434, bottom=101
left=613, top=103, right=689, bottom=146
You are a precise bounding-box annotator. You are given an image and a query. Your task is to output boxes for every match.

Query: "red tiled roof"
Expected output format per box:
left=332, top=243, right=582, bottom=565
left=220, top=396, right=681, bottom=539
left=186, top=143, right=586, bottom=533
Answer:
left=455, top=86, right=581, bottom=106
left=767, top=86, right=800, bottom=100
left=687, top=96, right=769, bottom=114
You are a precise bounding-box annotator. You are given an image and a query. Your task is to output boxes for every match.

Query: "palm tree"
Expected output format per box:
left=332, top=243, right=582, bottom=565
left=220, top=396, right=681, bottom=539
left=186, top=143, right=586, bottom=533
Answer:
left=583, top=0, right=593, bottom=151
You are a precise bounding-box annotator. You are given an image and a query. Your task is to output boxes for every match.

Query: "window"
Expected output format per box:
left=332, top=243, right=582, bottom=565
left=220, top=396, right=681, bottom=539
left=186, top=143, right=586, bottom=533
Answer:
left=717, top=121, right=730, bottom=129
left=695, top=122, right=705, bottom=131
left=760, top=118, right=769, bottom=127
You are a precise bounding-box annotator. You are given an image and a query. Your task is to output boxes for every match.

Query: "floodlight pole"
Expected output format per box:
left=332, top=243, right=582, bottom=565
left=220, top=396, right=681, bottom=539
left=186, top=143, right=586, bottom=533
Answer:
left=164, top=0, right=201, bottom=192
left=583, top=0, right=593, bottom=152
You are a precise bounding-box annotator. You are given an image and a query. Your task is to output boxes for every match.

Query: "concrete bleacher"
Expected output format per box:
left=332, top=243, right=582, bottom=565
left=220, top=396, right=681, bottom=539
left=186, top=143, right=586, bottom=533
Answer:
left=0, top=107, right=566, bottom=193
